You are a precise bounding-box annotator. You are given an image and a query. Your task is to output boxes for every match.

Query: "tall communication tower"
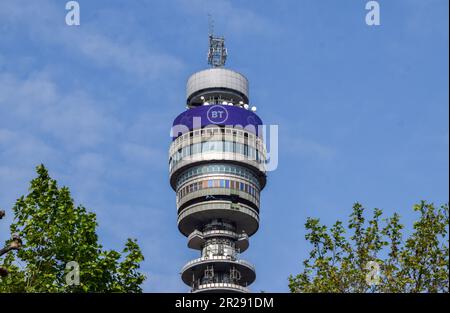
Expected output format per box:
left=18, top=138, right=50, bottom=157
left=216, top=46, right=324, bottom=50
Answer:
left=169, top=28, right=266, bottom=293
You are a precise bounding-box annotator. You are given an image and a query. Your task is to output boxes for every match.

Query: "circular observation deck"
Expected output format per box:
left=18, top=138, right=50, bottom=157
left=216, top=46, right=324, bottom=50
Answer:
left=187, top=230, right=249, bottom=252
left=186, top=68, right=249, bottom=107
left=177, top=200, right=259, bottom=237
left=181, top=256, right=256, bottom=286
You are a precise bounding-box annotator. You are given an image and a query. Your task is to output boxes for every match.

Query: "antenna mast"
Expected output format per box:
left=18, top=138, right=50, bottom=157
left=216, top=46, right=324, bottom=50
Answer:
left=208, top=14, right=214, bottom=36
left=207, top=15, right=227, bottom=67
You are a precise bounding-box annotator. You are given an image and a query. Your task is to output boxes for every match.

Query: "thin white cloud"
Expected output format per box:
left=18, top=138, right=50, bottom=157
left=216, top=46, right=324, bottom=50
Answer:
left=73, top=33, right=184, bottom=80
left=176, top=0, right=280, bottom=36
left=0, top=72, right=120, bottom=149
left=120, top=143, right=166, bottom=166
left=285, top=134, right=337, bottom=161
left=0, top=0, right=185, bottom=81
left=272, top=119, right=337, bottom=161
left=73, top=152, right=106, bottom=174
left=0, top=128, right=56, bottom=164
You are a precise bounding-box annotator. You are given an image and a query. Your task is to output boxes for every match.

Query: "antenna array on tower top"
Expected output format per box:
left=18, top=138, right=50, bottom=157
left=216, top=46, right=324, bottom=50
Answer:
left=207, top=15, right=227, bottom=67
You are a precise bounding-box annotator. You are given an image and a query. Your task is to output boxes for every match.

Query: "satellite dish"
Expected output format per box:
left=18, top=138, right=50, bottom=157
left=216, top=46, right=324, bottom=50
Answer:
left=251, top=106, right=257, bottom=112
left=243, top=104, right=249, bottom=110
left=200, top=96, right=205, bottom=101
left=222, top=101, right=228, bottom=105
left=204, top=102, right=210, bottom=106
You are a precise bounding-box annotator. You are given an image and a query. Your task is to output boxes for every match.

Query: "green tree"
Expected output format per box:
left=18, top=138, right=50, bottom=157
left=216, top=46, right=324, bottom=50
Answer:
left=0, top=164, right=146, bottom=292
left=289, top=202, right=449, bottom=293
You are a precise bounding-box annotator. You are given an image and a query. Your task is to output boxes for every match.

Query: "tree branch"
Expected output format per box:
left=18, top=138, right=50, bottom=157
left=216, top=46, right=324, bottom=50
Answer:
left=0, top=231, right=22, bottom=258
left=0, top=267, right=8, bottom=277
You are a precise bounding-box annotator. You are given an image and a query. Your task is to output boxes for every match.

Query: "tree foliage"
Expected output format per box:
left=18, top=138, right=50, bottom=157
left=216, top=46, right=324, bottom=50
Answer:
left=289, top=202, right=449, bottom=293
left=0, top=164, right=146, bottom=292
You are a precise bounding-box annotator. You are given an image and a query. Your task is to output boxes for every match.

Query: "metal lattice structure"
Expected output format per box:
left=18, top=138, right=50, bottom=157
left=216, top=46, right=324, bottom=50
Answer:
left=207, top=35, right=227, bottom=67
left=207, top=15, right=227, bottom=68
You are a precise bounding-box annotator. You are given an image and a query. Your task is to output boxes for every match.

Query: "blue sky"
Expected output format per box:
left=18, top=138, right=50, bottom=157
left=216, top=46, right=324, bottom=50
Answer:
left=0, top=0, right=448, bottom=292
